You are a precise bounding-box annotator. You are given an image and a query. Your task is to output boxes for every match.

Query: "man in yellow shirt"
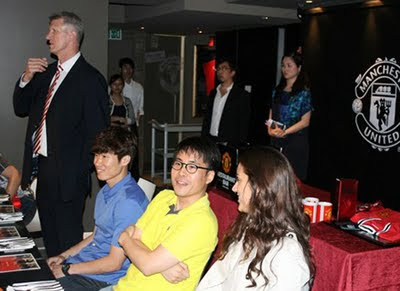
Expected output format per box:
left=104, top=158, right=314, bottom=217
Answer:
left=111, top=136, right=220, bottom=290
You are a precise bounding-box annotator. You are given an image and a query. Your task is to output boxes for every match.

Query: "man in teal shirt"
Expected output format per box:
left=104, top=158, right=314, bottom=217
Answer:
left=47, top=127, right=149, bottom=290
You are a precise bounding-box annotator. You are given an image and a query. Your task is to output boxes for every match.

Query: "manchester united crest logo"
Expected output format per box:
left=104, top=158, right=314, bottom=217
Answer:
left=221, top=152, right=232, bottom=174
left=353, top=57, right=400, bottom=151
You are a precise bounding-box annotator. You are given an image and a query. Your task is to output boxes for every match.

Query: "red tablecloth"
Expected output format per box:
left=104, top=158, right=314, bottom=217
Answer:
left=311, top=222, right=400, bottom=291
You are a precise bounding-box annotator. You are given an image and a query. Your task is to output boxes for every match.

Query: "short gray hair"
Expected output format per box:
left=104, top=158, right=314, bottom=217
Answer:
left=49, top=11, right=84, bottom=46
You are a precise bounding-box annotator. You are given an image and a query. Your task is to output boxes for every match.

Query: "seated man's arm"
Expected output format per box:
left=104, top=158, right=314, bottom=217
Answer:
left=2, top=164, right=21, bottom=198
left=48, top=228, right=96, bottom=268
left=50, top=197, right=147, bottom=278
left=161, top=262, right=189, bottom=284
left=120, top=226, right=189, bottom=282
left=51, top=245, right=126, bottom=278
left=119, top=226, right=181, bottom=276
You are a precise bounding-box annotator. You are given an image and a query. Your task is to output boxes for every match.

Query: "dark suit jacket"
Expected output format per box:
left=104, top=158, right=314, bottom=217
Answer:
left=13, top=55, right=109, bottom=201
left=201, top=83, right=251, bottom=146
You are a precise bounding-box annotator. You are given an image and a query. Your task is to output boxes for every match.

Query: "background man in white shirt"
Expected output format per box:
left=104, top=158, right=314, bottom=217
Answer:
left=119, top=57, right=143, bottom=180
left=119, top=57, right=144, bottom=127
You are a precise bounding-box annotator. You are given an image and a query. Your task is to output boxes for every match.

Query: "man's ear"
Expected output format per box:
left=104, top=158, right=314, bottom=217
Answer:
left=120, top=155, right=131, bottom=167
left=68, top=29, right=79, bottom=46
left=205, top=170, right=216, bottom=185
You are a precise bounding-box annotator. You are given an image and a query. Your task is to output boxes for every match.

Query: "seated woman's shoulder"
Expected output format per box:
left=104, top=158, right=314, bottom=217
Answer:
left=278, top=233, right=307, bottom=258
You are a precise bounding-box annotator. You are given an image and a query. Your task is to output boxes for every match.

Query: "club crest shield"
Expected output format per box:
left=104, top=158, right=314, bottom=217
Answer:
left=353, top=58, right=400, bottom=151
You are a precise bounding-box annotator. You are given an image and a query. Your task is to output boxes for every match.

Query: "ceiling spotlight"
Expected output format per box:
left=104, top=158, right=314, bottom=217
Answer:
left=309, top=7, right=323, bottom=13
left=140, top=26, right=145, bottom=30
left=364, top=0, right=383, bottom=7
left=198, top=30, right=203, bottom=34
left=262, top=16, right=269, bottom=20
left=305, top=0, right=313, bottom=3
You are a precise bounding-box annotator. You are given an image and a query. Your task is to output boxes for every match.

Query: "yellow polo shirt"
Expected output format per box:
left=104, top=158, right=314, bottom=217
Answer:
left=115, top=189, right=218, bottom=291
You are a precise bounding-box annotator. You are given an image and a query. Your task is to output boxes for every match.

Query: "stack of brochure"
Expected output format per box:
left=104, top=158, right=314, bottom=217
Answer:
left=0, top=238, right=35, bottom=252
left=0, top=212, right=23, bottom=224
left=0, top=253, right=40, bottom=273
left=0, top=194, right=9, bottom=203
left=0, top=226, right=21, bottom=240
left=7, top=280, right=63, bottom=291
left=0, top=205, right=16, bottom=214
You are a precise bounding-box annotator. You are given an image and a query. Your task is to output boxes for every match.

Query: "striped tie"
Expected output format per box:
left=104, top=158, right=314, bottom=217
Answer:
left=33, top=65, right=63, bottom=155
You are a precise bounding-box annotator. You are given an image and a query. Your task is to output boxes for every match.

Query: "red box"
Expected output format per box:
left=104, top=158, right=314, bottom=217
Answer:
left=333, top=178, right=358, bottom=221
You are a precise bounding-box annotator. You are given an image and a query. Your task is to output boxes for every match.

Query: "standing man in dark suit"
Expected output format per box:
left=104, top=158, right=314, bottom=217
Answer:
left=13, top=11, right=109, bottom=257
left=201, top=58, right=251, bottom=146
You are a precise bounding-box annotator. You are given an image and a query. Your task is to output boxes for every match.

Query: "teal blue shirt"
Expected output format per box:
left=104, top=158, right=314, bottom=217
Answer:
left=272, top=89, right=312, bottom=128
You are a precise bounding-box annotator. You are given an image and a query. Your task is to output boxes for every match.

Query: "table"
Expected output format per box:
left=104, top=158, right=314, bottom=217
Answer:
left=311, top=222, right=400, bottom=291
left=0, top=221, right=54, bottom=288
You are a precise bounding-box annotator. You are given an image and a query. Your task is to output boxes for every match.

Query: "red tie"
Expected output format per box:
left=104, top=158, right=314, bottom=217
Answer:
left=33, top=65, right=63, bottom=155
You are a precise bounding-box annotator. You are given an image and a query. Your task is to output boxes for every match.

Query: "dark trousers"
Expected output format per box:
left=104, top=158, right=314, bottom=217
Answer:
left=36, top=156, right=85, bottom=257
left=58, top=274, right=110, bottom=291
left=272, top=131, right=309, bottom=182
left=20, top=194, right=37, bottom=225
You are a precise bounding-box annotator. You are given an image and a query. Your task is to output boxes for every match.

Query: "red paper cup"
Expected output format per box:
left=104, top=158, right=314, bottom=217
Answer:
left=11, top=195, right=21, bottom=209
left=302, top=197, right=319, bottom=223
left=317, top=202, right=332, bottom=222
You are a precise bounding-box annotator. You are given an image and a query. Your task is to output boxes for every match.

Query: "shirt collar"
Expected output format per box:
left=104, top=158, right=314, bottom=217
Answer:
left=216, top=82, right=234, bottom=93
left=167, top=193, right=210, bottom=215
left=124, top=78, right=134, bottom=86
left=217, top=82, right=235, bottom=91
left=102, top=173, right=131, bottom=202
left=58, top=52, right=81, bottom=73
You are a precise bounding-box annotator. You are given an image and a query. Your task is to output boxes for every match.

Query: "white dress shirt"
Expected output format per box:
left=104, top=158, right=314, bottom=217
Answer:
left=20, top=52, right=81, bottom=157
left=209, top=83, right=233, bottom=137
left=122, top=79, right=144, bottom=125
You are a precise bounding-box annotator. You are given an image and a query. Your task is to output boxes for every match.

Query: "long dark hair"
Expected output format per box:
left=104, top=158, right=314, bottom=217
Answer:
left=109, top=73, right=124, bottom=86
left=220, top=146, right=314, bottom=288
left=275, top=51, right=309, bottom=95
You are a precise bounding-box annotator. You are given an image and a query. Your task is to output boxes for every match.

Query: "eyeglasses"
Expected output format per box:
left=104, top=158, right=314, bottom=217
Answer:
left=214, top=66, right=231, bottom=72
left=171, top=160, right=212, bottom=174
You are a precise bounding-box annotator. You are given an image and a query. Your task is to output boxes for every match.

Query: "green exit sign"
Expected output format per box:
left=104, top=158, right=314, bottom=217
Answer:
left=109, top=28, right=122, bottom=40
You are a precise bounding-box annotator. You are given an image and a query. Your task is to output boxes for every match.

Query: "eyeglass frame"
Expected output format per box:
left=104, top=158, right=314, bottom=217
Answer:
left=214, top=65, right=232, bottom=72
left=171, top=160, right=212, bottom=174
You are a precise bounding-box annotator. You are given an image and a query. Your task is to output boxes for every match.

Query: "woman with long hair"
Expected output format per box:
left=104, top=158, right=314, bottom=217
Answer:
left=267, top=50, right=312, bottom=181
left=197, top=146, right=314, bottom=290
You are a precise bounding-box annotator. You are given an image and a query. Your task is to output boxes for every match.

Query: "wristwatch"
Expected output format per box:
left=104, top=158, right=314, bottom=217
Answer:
left=61, top=263, right=71, bottom=276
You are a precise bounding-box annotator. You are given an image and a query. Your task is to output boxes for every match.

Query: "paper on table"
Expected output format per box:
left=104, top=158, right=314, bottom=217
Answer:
left=0, top=205, right=15, bottom=213
left=0, top=238, right=35, bottom=252
left=0, top=212, right=23, bottom=224
left=0, top=194, right=9, bottom=203
left=8, top=280, right=64, bottom=291
left=0, top=253, right=40, bottom=273
left=0, top=226, right=21, bottom=241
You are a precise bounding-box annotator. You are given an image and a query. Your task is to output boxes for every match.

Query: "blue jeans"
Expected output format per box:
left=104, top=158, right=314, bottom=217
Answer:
left=58, top=275, right=110, bottom=291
